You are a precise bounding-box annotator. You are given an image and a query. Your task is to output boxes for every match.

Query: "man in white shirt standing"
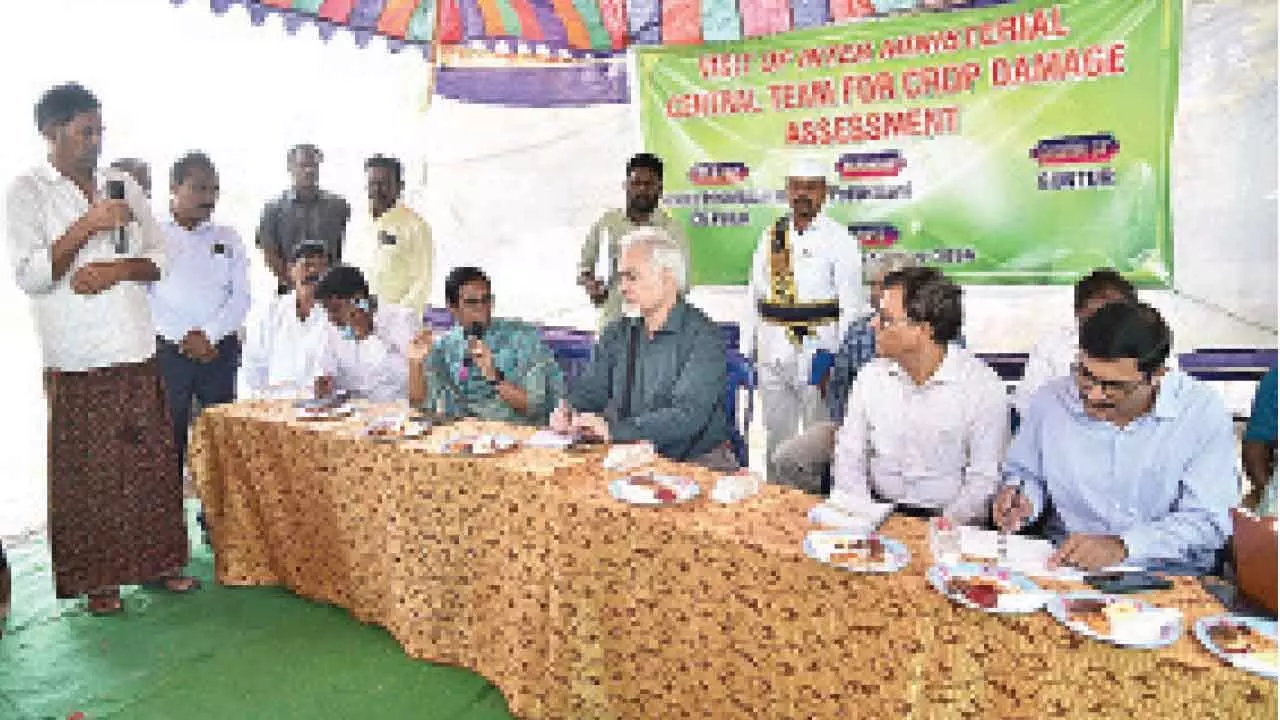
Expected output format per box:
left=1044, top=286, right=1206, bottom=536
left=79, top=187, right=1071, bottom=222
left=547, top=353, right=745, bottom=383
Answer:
left=745, top=157, right=864, bottom=474
left=313, top=265, right=422, bottom=401
left=831, top=267, right=1008, bottom=525
left=5, top=83, right=197, bottom=614
left=238, top=243, right=332, bottom=399
left=1013, top=268, right=1137, bottom=418
left=149, top=151, right=250, bottom=477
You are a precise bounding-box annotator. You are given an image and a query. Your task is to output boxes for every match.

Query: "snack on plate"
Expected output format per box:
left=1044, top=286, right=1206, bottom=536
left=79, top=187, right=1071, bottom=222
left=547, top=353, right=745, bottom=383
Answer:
left=829, top=537, right=886, bottom=566
left=1209, top=623, right=1279, bottom=656
left=625, top=474, right=680, bottom=503
left=1066, top=597, right=1112, bottom=635
left=945, top=576, right=1019, bottom=610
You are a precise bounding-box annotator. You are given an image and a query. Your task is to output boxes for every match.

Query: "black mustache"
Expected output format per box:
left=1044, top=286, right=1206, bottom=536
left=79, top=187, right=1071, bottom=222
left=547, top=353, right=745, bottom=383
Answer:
left=303, top=274, right=321, bottom=284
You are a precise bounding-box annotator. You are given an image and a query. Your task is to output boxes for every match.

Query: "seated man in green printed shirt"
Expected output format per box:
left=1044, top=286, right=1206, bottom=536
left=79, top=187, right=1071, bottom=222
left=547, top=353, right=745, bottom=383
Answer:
left=408, top=266, right=564, bottom=423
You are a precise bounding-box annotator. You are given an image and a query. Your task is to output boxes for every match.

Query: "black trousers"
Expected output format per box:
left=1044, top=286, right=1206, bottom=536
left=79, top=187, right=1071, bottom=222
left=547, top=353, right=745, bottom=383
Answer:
left=156, top=334, right=241, bottom=472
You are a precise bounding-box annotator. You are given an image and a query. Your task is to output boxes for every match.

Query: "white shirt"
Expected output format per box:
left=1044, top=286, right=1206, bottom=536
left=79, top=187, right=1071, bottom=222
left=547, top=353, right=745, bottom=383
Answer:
left=148, top=219, right=251, bottom=344
left=1014, top=323, right=1078, bottom=417
left=831, top=347, right=1009, bottom=525
left=744, top=213, right=864, bottom=380
left=316, top=303, right=421, bottom=402
left=5, top=161, right=166, bottom=371
left=238, top=292, right=331, bottom=399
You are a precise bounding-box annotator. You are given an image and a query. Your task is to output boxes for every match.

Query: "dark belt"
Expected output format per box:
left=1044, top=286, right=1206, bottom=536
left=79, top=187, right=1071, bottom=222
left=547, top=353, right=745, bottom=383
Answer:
left=871, top=489, right=942, bottom=519
left=157, top=334, right=240, bottom=354
left=757, top=299, right=841, bottom=324
left=758, top=300, right=840, bottom=342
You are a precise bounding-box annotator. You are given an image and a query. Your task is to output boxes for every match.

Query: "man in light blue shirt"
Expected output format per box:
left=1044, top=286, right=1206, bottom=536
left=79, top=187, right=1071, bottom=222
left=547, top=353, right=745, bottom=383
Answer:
left=149, top=151, right=250, bottom=477
left=994, top=302, right=1237, bottom=575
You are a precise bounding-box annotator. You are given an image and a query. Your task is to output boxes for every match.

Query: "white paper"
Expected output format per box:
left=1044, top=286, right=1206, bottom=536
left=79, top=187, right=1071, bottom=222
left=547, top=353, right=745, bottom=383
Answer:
left=603, top=443, right=656, bottom=471
left=594, top=226, right=611, bottom=282
left=525, top=430, right=575, bottom=450
left=808, top=499, right=895, bottom=534
left=711, top=475, right=762, bottom=504
left=957, top=526, right=1143, bottom=580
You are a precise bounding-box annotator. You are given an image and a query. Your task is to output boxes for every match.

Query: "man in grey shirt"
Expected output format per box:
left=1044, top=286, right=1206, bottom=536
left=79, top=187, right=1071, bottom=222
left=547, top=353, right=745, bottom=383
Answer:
left=256, top=144, right=350, bottom=293
left=553, top=229, right=735, bottom=470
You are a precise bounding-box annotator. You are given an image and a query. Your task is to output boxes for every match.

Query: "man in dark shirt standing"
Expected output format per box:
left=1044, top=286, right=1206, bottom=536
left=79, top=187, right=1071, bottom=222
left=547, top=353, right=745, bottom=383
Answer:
left=256, top=144, right=350, bottom=294
left=552, top=228, right=735, bottom=470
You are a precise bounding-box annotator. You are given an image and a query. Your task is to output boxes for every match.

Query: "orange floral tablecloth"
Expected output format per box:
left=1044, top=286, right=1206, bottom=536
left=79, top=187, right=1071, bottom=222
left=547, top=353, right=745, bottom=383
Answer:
left=190, top=400, right=1277, bottom=719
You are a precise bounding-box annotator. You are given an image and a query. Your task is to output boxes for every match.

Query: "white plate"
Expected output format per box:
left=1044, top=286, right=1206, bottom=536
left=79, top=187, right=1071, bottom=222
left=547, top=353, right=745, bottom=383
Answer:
left=927, top=562, right=1049, bottom=614
left=439, top=433, right=517, bottom=456
left=608, top=475, right=699, bottom=505
left=802, top=530, right=910, bottom=574
left=1047, top=592, right=1183, bottom=649
left=294, top=405, right=355, bottom=421
left=361, top=420, right=428, bottom=442
left=1194, top=616, right=1278, bottom=678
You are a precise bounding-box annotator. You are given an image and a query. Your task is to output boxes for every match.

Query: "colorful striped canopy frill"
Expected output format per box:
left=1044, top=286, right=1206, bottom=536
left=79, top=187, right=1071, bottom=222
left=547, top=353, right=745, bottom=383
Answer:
left=186, top=0, right=888, bottom=54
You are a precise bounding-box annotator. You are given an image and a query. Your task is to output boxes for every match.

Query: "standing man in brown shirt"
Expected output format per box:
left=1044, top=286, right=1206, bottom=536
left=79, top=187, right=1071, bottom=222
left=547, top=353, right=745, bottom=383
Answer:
left=256, top=143, right=350, bottom=294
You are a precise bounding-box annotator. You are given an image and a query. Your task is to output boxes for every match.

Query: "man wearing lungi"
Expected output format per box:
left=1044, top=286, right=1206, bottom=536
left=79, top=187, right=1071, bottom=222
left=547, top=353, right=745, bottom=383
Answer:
left=4, top=83, right=197, bottom=615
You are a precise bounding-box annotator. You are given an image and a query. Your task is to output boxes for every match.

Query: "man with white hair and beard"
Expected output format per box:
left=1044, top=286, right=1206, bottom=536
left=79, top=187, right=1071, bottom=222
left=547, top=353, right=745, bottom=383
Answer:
left=553, top=228, right=735, bottom=470
left=745, top=157, right=864, bottom=478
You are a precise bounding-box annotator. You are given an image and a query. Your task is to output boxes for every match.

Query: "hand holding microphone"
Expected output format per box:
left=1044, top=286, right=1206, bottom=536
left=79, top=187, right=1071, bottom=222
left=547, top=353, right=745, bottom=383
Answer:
left=105, top=180, right=129, bottom=253
left=83, top=195, right=131, bottom=236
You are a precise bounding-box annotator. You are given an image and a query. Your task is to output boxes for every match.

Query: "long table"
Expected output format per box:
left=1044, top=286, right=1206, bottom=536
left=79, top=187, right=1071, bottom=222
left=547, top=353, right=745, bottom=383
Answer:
left=191, top=401, right=1276, bottom=719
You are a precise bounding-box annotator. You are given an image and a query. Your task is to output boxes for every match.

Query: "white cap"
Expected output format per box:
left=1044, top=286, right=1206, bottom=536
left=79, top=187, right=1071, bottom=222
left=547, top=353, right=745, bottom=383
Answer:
left=787, top=156, right=828, bottom=180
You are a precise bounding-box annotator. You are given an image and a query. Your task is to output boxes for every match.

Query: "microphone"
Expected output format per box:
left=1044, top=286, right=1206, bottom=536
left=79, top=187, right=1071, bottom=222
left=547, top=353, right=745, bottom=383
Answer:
left=460, top=322, right=484, bottom=381
left=106, top=180, right=127, bottom=254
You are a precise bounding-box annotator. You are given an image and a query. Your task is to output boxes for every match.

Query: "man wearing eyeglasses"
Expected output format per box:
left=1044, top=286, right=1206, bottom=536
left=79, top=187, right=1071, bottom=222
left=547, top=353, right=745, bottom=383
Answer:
left=1013, top=268, right=1137, bottom=418
left=409, top=266, right=564, bottom=423
left=994, top=302, right=1237, bottom=574
left=829, top=267, right=1007, bottom=523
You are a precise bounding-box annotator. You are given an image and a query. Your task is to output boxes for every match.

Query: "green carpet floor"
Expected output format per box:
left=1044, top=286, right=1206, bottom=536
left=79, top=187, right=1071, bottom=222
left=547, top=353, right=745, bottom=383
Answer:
left=0, top=511, right=516, bottom=720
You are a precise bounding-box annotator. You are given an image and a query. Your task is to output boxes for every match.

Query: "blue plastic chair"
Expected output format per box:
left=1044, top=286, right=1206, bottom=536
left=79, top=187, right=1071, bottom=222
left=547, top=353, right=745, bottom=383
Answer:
left=725, top=351, right=756, bottom=468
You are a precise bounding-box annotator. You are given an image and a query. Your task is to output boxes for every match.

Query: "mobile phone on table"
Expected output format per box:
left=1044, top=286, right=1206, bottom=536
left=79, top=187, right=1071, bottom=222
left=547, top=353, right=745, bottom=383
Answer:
left=1084, top=571, right=1173, bottom=594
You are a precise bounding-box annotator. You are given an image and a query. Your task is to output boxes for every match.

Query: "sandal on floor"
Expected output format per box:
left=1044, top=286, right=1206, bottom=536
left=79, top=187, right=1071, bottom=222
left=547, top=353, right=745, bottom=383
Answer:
left=87, top=590, right=123, bottom=616
left=143, top=575, right=202, bottom=594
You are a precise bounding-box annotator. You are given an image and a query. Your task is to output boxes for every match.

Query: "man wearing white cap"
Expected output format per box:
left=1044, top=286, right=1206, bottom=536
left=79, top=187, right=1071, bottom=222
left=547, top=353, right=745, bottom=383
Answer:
left=745, top=157, right=864, bottom=476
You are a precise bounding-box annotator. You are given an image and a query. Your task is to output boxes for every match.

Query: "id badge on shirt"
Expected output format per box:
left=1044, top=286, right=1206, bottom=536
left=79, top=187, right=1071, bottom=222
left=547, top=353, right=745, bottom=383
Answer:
left=379, top=231, right=398, bottom=246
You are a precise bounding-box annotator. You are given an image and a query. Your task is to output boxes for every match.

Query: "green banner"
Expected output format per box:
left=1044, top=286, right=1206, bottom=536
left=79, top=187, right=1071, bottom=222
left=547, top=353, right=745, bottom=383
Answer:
left=636, top=0, right=1180, bottom=286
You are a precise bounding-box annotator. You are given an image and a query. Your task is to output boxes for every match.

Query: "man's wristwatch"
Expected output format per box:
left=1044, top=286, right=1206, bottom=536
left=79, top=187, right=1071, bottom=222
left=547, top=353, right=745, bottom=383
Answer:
left=486, top=369, right=504, bottom=388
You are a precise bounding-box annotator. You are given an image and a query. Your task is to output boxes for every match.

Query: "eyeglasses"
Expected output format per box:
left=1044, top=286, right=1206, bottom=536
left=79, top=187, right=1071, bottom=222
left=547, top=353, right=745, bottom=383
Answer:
left=1071, top=362, right=1149, bottom=397
left=459, top=294, right=494, bottom=308
left=872, top=310, right=911, bottom=328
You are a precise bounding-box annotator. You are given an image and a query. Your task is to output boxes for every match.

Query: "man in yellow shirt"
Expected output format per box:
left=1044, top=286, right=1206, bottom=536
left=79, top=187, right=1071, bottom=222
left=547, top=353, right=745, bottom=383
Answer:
left=364, top=154, right=432, bottom=314
left=578, top=153, right=689, bottom=329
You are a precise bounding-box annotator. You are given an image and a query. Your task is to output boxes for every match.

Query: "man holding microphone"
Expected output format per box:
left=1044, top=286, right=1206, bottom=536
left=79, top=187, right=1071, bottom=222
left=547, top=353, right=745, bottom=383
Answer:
left=5, top=83, right=197, bottom=615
